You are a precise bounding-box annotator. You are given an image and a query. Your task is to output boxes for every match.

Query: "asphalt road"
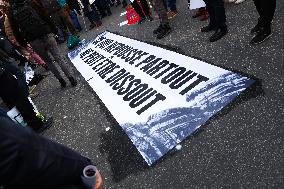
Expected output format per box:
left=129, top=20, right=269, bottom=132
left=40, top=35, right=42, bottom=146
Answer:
left=32, top=0, right=283, bottom=188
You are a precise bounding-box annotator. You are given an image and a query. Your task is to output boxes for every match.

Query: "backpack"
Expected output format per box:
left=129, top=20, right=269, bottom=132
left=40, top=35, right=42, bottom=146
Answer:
left=12, top=1, right=51, bottom=41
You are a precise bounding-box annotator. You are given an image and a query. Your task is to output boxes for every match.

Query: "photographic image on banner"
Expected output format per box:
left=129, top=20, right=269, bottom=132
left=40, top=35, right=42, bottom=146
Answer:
left=68, top=31, right=255, bottom=165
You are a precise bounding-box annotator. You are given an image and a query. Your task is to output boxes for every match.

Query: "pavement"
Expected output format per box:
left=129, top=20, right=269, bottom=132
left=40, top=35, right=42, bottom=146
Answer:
left=32, top=0, right=283, bottom=188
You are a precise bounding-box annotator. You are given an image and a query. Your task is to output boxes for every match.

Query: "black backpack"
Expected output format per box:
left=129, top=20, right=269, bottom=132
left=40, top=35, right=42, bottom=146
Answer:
left=12, top=0, right=51, bottom=41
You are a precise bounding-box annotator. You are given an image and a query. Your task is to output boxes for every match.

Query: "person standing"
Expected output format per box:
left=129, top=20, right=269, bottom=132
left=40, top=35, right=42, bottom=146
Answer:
left=201, top=0, right=228, bottom=42
left=250, top=0, right=276, bottom=45
left=81, top=0, right=102, bottom=29
left=9, top=0, right=77, bottom=88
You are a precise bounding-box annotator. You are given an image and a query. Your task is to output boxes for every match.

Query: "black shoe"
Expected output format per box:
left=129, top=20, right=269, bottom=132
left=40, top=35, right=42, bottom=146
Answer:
left=209, top=27, right=228, bottom=42
left=201, top=25, right=216, bottom=32
left=107, top=11, right=112, bottom=16
left=153, top=24, right=163, bottom=35
left=156, top=25, right=172, bottom=39
left=59, top=78, right=67, bottom=88
left=35, top=117, right=53, bottom=133
left=250, top=24, right=261, bottom=34
left=250, top=28, right=272, bottom=45
left=68, top=76, right=77, bottom=87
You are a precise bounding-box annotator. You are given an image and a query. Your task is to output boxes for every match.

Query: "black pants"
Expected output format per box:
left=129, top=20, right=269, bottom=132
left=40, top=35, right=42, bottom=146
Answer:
left=94, top=0, right=111, bottom=17
left=203, top=0, right=226, bottom=28
left=0, top=71, right=42, bottom=130
left=0, top=110, right=91, bottom=189
left=253, top=0, right=276, bottom=29
left=131, top=0, right=150, bottom=17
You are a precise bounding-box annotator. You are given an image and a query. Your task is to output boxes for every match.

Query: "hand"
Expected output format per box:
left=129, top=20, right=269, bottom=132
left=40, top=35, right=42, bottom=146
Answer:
left=93, top=170, right=103, bottom=189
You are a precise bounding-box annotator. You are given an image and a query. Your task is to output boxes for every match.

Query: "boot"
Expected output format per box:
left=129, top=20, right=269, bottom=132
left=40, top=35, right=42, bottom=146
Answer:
left=209, top=26, right=228, bottom=42
left=59, top=78, right=67, bottom=88
left=68, top=76, right=77, bottom=87
left=156, top=24, right=172, bottom=39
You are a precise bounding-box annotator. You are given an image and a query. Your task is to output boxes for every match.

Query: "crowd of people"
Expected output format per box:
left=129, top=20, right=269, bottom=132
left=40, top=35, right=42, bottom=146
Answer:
left=0, top=0, right=278, bottom=188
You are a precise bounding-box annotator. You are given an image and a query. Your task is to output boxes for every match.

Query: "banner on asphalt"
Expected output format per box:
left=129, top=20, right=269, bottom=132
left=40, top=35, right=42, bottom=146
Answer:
left=68, top=31, right=255, bottom=165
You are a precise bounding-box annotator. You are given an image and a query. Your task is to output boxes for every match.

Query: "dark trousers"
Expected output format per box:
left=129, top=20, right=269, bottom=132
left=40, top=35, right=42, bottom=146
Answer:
left=153, top=0, right=169, bottom=25
left=203, top=0, right=226, bottom=28
left=131, top=0, right=150, bottom=17
left=0, top=71, right=42, bottom=130
left=89, top=4, right=100, bottom=22
left=0, top=111, right=91, bottom=189
left=253, top=0, right=276, bottom=29
left=94, top=0, right=111, bottom=17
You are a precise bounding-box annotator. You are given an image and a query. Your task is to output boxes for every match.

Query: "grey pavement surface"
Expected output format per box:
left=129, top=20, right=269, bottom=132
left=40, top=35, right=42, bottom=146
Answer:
left=32, top=0, right=283, bottom=188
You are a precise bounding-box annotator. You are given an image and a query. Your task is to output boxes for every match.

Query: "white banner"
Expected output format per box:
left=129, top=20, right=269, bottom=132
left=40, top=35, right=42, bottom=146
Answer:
left=68, top=31, right=254, bottom=165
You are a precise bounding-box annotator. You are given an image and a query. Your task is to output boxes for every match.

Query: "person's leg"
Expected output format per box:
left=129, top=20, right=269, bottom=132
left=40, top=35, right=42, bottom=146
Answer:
left=201, top=0, right=216, bottom=32
left=61, top=8, right=78, bottom=35
left=132, top=0, right=145, bottom=18
left=208, top=0, right=227, bottom=42
left=168, top=0, right=176, bottom=11
left=140, top=0, right=151, bottom=16
left=0, top=72, right=43, bottom=130
left=250, top=0, right=276, bottom=44
left=152, top=0, right=172, bottom=39
left=45, top=34, right=77, bottom=86
left=30, top=38, right=67, bottom=87
left=259, top=0, right=276, bottom=29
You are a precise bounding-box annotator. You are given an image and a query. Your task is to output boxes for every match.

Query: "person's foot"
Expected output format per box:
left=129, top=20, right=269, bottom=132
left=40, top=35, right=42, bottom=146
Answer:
left=59, top=78, right=67, bottom=88
left=201, top=25, right=216, bottom=32
left=35, top=117, right=53, bottom=133
left=167, top=10, right=178, bottom=19
left=89, top=23, right=95, bottom=30
left=250, top=24, right=261, bottom=34
left=250, top=28, right=272, bottom=45
left=209, top=27, right=228, bottom=42
left=107, top=11, right=112, bottom=16
left=153, top=24, right=163, bottom=35
left=156, top=25, right=172, bottom=39
left=68, top=77, right=77, bottom=87
left=138, top=16, right=146, bottom=24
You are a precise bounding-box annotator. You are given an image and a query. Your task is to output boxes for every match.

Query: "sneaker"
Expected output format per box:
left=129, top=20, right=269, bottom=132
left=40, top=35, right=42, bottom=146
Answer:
left=167, top=10, right=178, bottom=19
left=209, top=27, right=228, bottom=42
left=59, top=78, right=67, bottom=88
left=250, top=24, right=261, bottom=34
left=156, top=25, right=172, bottom=39
left=250, top=29, right=272, bottom=45
left=35, top=117, right=53, bottom=133
left=68, top=77, right=77, bottom=87
left=153, top=24, right=163, bottom=35
left=201, top=25, right=216, bottom=32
